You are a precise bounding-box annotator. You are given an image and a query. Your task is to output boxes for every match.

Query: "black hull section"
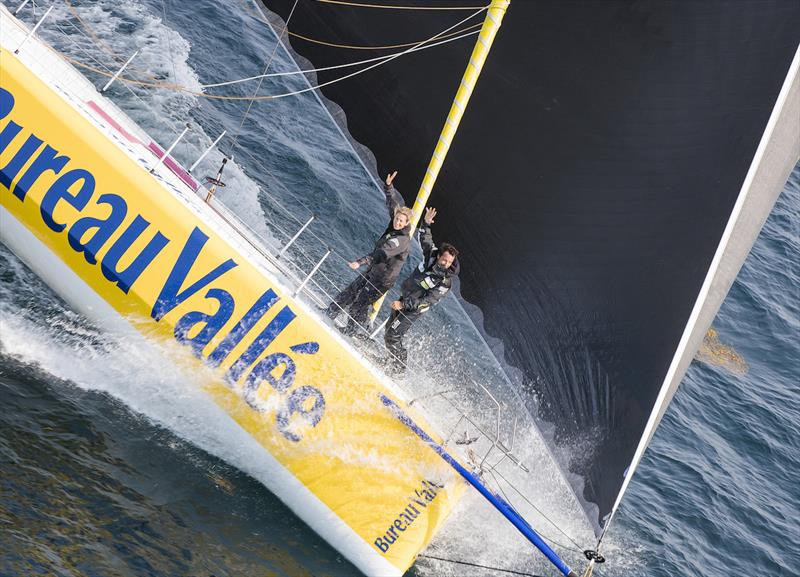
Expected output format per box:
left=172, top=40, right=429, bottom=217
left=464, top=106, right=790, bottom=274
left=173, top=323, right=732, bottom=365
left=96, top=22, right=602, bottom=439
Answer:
left=261, top=0, right=800, bottom=528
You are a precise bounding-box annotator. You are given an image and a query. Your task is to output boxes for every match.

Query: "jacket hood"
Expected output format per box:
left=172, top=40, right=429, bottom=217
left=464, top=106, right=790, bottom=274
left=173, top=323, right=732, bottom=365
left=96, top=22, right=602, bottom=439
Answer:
left=431, top=255, right=459, bottom=278
left=448, top=258, right=460, bottom=277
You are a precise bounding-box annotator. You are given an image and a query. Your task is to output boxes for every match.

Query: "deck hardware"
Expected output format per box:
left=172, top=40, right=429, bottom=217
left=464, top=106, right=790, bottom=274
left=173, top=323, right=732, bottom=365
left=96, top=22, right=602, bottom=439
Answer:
left=101, top=49, right=140, bottom=92
left=277, top=214, right=315, bottom=259
left=14, top=4, right=52, bottom=54
left=293, top=249, right=331, bottom=298
left=150, top=123, right=190, bottom=174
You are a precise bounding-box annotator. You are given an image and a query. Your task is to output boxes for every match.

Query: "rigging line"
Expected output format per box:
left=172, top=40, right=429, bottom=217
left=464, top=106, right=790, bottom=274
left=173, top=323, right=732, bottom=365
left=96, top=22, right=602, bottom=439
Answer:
left=201, top=28, right=479, bottom=89
left=160, top=0, right=179, bottom=87
left=286, top=22, right=482, bottom=51
left=62, top=0, right=165, bottom=83
left=62, top=0, right=154, bottom=80
left=55, top=4, right=485, bottom=100
left=63, top=0, right=121, bottom=63
left=311, top=0, right=488, bottom=10
left=417, top=554, right=548, bottom=577
left=51, top=21, right=114, bottom=73
left=485, top=468, right=583, bottom=555
left=229, top=0, right=301, bottom=152
left=48, top=20, right=185, bottom=136
left=491, top=466, right=586, bottom=553
left=33, top=34, right=197, bottom=142
left=231, top=3, right=488, bottom=100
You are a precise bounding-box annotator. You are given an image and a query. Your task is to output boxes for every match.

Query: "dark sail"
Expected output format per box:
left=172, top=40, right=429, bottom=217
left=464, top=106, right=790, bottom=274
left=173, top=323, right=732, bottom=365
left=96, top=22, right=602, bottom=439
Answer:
left=260, top=0, right=800, bottom=529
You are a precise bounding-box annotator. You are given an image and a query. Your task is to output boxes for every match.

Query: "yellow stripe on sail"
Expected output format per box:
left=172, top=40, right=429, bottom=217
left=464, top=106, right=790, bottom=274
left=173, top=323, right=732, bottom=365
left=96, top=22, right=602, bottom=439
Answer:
left=370, top=0, right=511, bottom=322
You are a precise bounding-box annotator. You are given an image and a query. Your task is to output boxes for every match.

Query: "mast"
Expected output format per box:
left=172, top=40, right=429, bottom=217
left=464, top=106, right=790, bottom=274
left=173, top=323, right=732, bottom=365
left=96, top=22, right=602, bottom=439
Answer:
left=375, top=5, right=578, bottom=574
left=407, top=0, right=511, bottom=231
left=371, top=0, right=510, bottom=320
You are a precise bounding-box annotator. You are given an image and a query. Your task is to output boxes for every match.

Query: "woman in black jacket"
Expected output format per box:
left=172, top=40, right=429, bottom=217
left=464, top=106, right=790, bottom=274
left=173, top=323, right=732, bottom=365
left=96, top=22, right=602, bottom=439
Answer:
left=325, top=171, right=413, bottom=335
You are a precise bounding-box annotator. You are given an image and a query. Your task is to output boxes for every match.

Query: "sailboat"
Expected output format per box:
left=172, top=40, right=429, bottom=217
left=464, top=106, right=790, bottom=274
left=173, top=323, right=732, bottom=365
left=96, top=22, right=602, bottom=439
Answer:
left=2, top=1, right=799, bottom=576
left=256, top=0, right=800, bottom=572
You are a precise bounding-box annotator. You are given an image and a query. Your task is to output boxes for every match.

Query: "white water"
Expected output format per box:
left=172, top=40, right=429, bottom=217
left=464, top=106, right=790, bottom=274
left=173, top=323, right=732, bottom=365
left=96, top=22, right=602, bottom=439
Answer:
left=0, top=1, right=640, bottom=574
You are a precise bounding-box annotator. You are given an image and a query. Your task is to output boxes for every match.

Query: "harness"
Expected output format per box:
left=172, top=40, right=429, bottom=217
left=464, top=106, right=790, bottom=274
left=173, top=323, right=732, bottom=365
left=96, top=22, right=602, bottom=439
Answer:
left=413, top=255, right=451, bottom=310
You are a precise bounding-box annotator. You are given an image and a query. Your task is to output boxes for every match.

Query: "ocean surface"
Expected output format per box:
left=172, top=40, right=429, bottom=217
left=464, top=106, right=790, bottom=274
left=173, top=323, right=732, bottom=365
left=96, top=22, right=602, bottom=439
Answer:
left=1, top=1, right=798, bottom=576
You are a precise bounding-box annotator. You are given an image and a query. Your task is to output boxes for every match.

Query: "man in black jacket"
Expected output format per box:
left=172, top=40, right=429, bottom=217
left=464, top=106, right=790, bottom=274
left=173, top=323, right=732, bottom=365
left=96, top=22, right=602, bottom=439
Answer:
left=325, top=171, right=413, bottom=335
left=384, top=206, right=459, bottom=373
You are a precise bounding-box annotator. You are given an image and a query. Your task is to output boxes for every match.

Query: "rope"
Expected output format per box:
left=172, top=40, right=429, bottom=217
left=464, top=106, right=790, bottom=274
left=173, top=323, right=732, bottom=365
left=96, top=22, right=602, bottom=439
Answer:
left=63, top=0, right=122, bottom=63
left=50, top=1, right=486, bottom=102
left=312, top=0, right=488, bottom=10
left=201, top=28, right=479, bottom=89
left=240, top=5, right=487, bottom=100
left=50, top=21, right=115, bottom=73
left=485, top=469, right=583, bottom=555
left=36, top=18, right=181, bottom=137
left=417, top=554, right=548, bottom=577
left=63, top=0, right=161, bottom=82
left=287, top=22, right=482, bottom=51
left=160, top=0, right=179, bottom=85
left=230, top=0, right=301, bottom=152
left=491, top=467, right=586, bottom=553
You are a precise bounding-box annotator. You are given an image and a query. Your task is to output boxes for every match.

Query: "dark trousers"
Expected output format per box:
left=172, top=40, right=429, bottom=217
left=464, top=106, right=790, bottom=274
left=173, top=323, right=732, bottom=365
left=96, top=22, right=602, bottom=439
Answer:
left=384, top=309, right=420, bottom=371
left=326, top=276, right=384, bottom=335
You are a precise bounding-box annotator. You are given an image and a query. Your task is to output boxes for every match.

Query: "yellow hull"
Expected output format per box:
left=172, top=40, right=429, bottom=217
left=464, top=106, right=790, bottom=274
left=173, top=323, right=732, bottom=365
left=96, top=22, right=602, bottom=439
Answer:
left=0, top=39, right=464, bottom=576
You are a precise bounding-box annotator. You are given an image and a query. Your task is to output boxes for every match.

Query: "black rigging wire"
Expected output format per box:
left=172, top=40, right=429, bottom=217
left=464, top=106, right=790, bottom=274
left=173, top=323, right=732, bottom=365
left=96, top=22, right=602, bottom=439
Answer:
left=418, top=553, right=549, bottom=577
left=484, top=469, right=583, bottom=554
left=491, top=466, right=587, bottom=553
left=229, top=0, right=301, bottom=153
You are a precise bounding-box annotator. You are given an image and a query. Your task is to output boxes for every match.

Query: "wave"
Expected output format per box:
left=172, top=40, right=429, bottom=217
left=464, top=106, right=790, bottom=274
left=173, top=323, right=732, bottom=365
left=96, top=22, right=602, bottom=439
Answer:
left=0, top=0, right=640, bottom=574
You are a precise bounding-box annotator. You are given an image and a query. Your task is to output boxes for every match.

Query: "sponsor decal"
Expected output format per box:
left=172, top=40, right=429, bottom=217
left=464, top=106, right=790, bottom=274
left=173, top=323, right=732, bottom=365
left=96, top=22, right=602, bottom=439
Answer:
left=373, top=480, right=443, bottom=553
left=0, top=86, right=324, bottom=442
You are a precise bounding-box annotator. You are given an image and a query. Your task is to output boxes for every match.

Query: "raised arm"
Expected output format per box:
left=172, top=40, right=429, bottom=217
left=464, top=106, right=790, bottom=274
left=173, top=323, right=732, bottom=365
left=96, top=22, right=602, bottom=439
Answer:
left=418, top=206, right=438, bottom=261
left=383, top=171, right=404, bottom=217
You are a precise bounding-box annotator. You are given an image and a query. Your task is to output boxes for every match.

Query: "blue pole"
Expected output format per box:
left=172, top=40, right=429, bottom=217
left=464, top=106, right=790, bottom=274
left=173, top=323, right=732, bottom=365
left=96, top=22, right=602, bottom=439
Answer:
left=380, top=394, right=577, bottom=577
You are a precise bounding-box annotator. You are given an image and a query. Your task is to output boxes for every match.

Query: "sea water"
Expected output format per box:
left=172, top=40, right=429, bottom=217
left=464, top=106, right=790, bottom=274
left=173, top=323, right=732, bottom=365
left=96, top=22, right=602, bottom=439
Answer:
left=1, top=1, right=798, bottom=576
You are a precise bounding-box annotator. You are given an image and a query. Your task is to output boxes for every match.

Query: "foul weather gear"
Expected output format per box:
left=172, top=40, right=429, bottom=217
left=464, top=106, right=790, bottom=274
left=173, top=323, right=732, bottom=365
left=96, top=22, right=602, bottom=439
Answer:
left=326, top=182, right=411, bottom=333
left=384, top=222, right=459, bottom=372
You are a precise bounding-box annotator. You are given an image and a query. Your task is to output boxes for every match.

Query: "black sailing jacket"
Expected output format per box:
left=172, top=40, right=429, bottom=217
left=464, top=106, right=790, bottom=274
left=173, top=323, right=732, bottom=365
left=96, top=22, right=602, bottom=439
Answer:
left=400, top=222, right=459, bottom=314
left=356, top=183, right=411, bottom=292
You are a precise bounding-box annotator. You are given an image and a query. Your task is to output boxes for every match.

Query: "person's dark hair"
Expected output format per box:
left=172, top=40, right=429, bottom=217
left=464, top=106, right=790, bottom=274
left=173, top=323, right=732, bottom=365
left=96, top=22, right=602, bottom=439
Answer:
left=440, top=243, right=459, bottom=259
